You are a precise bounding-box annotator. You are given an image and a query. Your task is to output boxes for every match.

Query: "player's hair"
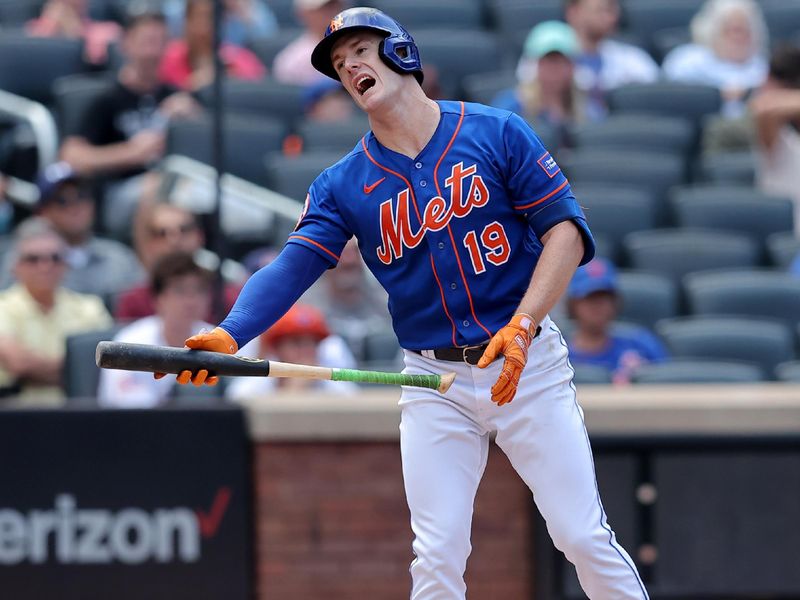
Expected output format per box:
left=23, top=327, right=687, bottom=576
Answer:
left=150, top=251, right=214, bottom=297
left=690, top=0, right=769, bottom=56
left=769, top=44, right=800, bottom=89
left=123, top=2, right=166, bottom=32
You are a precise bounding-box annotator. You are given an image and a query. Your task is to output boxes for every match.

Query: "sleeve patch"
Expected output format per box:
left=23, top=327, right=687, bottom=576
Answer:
left=537, top=152, right=561, bottom=179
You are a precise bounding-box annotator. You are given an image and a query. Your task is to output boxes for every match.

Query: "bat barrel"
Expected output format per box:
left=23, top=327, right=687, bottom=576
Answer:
left=95, top=341, right=270, bottom=377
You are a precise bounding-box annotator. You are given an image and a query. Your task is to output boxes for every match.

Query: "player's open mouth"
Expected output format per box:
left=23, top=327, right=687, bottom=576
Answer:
left=354, top=74, right=376, bottom=96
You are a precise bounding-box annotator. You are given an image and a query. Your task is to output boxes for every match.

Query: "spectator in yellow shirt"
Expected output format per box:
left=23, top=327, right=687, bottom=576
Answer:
left=0, top=218, right=112, bottom=406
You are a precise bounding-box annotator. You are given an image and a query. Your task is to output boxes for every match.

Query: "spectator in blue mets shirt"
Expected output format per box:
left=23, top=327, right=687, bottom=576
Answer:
left=565, top=257, right=668, bottom=383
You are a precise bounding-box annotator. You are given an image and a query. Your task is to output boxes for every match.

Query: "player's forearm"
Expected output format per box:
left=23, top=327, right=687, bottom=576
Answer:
left=60, top=138, right=146, bottom=176
left=218, top=243, right=329, bottom=348
left=515, top=220, right=584, bottom=326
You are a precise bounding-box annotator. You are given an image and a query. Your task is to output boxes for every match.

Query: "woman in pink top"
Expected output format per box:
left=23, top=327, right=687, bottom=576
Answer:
left=27, top=0, right=121, bottom=65
left=159, top=0, right=266, bottom=91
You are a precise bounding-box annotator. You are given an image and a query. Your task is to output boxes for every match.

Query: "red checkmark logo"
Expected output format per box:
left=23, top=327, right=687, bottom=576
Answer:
left=363, top=177, right=385, bottom=194
left=196, top=486, right=232, bottom=538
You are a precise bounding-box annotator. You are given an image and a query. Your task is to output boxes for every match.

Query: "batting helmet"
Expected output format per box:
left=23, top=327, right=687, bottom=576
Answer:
left=310, top=7, right=423, bottom=84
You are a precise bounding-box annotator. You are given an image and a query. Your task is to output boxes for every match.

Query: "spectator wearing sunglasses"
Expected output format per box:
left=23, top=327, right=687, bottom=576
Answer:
left=114, top=202, right=241, bottom=321
left=0, top=218, right=112, bottom=405
left=0, top=162, right=145, bottom=299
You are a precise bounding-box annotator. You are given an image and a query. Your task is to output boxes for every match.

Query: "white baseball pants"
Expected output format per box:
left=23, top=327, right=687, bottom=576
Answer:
left=399, top=316, right=648, bottom=599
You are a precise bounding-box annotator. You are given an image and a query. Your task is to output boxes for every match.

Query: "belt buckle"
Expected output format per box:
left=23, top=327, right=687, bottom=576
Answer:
left=462, top=344, right=483, bottom=365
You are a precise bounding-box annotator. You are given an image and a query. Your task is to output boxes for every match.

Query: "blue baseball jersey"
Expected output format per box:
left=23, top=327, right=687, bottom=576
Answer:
left=288, top=100, right=594, bottom=350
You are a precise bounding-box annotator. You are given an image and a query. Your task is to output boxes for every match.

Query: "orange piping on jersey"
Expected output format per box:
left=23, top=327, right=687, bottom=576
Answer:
left=514, top=180, right=569, bottom=211
left=434, top=101, right=493, bottom=340
left=288, top=234, right=341, bottom=261
left=361, top=136, right=459, bottom=346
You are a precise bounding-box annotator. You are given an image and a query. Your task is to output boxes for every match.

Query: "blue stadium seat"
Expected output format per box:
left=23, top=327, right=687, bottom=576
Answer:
left=621, top=0, right=702, bottom=53
left=683, top=269, right=800, bottom=330
left=573, top=114, right=695, bottom=156
left=623, top=228, right=760, bottom=286
left=775, top=360, right=800, bottom=383
left=197, top=78, right=305, bottom=126
left=631, top=359, right=765, bottom=384
left=52, top=73, right=115, bottom=139
left=617, top=270, right=679, bottom=329
left=655, top=316, right=795, bottom=378
left=462, top=69, right=517, bottom=106
left=248, top=29, right=303, bottom=71
left=369, top=0, right=485, bottom=31
left=264, top=151, right=345, bottom=203
left=297, top=116, right=370, bottom=153
left=766, top=231, right=800, bottom=269
left=762, top=0, right=800, bottom=43
left=571, top=363, right=613, bottom=384
left=607, top=82, right=722, bottom=127
left=698, top=151, right=756, bottom=185
left=63, top=326, right=123, bottom=401
left=670, top=185, right=794, bottom=249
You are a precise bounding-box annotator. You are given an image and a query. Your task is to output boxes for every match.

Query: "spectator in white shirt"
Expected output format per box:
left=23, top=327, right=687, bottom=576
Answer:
left=565, top=0, right=659, bottom=120
left=99, top=251, right=214, bottom=408
left=662, top=0, right=769, bottom=118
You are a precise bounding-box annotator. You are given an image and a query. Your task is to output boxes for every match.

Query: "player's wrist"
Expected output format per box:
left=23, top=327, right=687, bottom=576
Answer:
left=511, top=313, right=538, bottom=340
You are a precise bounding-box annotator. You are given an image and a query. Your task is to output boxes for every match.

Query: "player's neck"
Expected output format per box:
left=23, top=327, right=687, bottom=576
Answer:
left=368, top=90, right=440, bottom=159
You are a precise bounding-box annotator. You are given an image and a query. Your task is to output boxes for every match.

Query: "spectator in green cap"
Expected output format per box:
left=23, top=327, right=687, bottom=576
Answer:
left=492, top=20, right=587, bottom=150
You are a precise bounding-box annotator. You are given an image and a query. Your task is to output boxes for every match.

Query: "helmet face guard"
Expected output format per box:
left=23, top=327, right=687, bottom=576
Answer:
left=311, top=7, right=424, bottom=84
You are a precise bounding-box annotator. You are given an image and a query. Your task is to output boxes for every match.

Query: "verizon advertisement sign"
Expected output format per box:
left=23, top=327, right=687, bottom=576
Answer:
left=0, top=409, right=251, bottom=600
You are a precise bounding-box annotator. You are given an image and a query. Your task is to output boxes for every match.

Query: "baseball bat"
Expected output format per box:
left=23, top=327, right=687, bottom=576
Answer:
left=95, top=341, right=456, bottom=393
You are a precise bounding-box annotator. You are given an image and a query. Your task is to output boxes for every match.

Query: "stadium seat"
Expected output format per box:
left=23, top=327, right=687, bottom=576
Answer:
left=369, top=0, right=485, bottom=30
left=168, top=115, right=289, bottom=186
left=573, top=114, right=695, bottom=156
left=197, top=78, right=306, bottom=126
left=622, top=229, right=760, bottom=286
left=621, top=0, right=702, bottom=53
left=571, top=364, right=613, bottom=384
left=411, top=29, right=510, bottom=98
left=297, top=116, right=370, bottom=153
left=0, top=2, right=41, bottom=26
left=761, top=0, right=800, bottom=43
left=631, top=359, right=765, bottom=384
left=559, top=150, right=685, bottom=223
left=63, top=326, right=123, bottom=400
left=775, top=360, right=800, bottom=383
left=698, top=151, right=756, bottom=185
left=570, top=184, right=658, bottom=262
left=361, top=327, right=403, bottom=371
left=650, top=26, right=692, bottom=64
left=607, top=83, right=722, bottom=127
left=683, top=269, right=800, bottom=330
left=264, top=151, right=345, bottom=203
left=247, top=29, right=303, bottom=71
left=670, top=185, right=794, bottom=248
left=766, top=231, right=800, bottom=269
left=52, top=73, right=115, bottom=139
left=0, top=33, right=86, bottom=104
left=487, top=0, right=564, bottom=36
left=461, top=69, right=517, bottom=106
left=617, top=270, right=679, bottom=328
left=268, top=0, right=299, bottom=27
left=655, top=316, right=795, bottom=377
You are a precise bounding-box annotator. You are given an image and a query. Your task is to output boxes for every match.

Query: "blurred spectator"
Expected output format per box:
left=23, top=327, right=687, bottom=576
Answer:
left=116, top=202, right=240, bottom=321
left=226, top=303, right=357, bottom=400
left=26, top=0, right=121, bottom=65
left=273, top=0, right=346, bottom=85
left=0, top=162, right=145, bottom=299
left=98, top=251, right=215, bottom=408
left=303, top=78, right=356, bottom=122
left=493, top=21, right=586, bottom=146
left=0, top=174, right=15, bottom=235
left=565, top=257, right=668, bottom=384
left=300, top=238, right=391, bottom=360
left=750, top=44, right=800, bottom=233
left=159, top=0, right=267, bottom=91
left=564, top=0, right=659, bottom=120
left=60, top=9, right=201, bottom=239
left=0, top=218, right=112, bottom=406
left=163, top=0, right=278, bottom=46
left=662, top=0, right=769, bottom=118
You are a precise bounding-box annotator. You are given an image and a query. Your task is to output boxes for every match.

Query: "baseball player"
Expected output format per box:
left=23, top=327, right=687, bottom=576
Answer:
left=165, top=8, right=648, bottom=599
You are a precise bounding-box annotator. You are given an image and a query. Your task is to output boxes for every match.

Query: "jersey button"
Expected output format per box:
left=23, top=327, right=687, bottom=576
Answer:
left=415, top=162, right=423, bottom=169
left=437, top=242, right=445, bottom=249
left=420, top=180, right=427, bottom=187
left=450, top=282, right=457, bottom=290
left=462, top=320, right=470, bottom=327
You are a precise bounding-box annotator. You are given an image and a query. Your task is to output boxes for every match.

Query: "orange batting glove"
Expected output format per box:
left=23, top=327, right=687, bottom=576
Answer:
left=154, top=327, right=238, bottom=386
left=476, top=313, right=538, bottom=406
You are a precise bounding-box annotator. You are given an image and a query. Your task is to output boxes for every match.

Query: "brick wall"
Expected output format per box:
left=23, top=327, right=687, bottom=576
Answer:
left=253, top=442, right=534, bottom=599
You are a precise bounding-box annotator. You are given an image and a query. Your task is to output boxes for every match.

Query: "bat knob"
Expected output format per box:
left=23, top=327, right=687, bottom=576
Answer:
left=437, top=372, right=456, bottom=394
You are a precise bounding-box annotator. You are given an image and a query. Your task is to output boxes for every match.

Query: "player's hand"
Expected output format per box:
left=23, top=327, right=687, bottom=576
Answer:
left=154, top=327, right=238, bottom=386
left=476, top=313, right=537, bottom=406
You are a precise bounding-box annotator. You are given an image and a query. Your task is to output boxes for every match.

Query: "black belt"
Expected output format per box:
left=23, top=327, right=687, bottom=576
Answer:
left=413, top=326, right=542, bottom=366
left=413, top=343, right=490, bottom=366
